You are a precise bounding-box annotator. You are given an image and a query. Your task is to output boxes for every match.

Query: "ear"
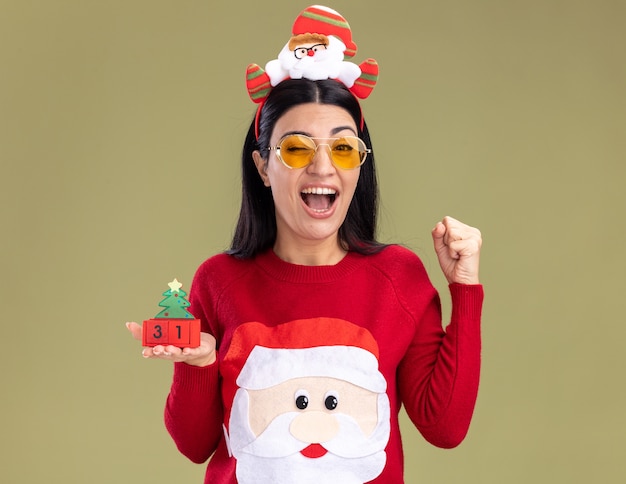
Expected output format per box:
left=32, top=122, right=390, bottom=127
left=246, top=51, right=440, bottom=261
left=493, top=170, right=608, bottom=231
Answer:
left=252, top=150, right=271, bottom=187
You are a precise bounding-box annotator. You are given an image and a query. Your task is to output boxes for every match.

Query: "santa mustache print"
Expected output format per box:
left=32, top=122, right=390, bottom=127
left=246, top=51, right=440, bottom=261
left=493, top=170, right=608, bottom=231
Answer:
left=221, top=319, right=392, bottom=484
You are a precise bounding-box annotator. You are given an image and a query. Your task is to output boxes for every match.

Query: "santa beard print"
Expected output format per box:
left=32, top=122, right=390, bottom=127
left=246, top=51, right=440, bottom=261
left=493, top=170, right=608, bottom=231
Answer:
left=227, top=388, right=391, bottom=484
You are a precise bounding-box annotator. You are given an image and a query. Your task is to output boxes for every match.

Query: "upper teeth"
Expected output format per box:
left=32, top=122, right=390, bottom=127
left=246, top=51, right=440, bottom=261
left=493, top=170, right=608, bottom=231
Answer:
left=301, top=187, right=337, bottom=195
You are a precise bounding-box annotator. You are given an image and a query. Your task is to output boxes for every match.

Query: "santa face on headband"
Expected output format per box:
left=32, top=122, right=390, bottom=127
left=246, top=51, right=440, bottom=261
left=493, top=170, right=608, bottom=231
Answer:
left=265, top=33, right=362, bottom=89
left=223, top=319, right=391, bottom=484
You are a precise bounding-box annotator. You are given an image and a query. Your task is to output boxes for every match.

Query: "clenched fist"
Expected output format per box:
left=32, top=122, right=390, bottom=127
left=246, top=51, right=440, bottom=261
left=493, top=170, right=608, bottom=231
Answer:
left=432, top=216, right=482, bottom=285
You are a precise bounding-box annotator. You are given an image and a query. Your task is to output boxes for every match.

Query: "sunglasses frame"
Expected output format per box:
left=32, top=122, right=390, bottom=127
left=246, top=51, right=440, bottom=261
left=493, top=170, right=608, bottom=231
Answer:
left=267, top=134, right=371, bottom=170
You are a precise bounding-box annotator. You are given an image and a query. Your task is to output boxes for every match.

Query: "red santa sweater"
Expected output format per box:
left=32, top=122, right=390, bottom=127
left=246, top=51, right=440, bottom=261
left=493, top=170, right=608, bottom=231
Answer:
left=164, top=244, right=483, bottom=483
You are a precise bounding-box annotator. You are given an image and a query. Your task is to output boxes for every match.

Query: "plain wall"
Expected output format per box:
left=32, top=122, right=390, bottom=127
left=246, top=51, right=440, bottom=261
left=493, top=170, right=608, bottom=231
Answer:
left=2, top=0, right=625, bottom=482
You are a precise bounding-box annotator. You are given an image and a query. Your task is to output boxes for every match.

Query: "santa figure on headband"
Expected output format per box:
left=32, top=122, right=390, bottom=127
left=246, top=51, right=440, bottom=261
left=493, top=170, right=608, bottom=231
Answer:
left=221, top=318, right=392, bottom=483
left=266, top=31, right=361, bottom=87
left=246, top=5, right=379, bottom=103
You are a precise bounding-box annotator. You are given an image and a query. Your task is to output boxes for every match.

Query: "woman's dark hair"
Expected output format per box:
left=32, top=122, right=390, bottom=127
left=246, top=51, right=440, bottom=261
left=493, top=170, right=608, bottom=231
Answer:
left=228, top=79, right=386, bottom=259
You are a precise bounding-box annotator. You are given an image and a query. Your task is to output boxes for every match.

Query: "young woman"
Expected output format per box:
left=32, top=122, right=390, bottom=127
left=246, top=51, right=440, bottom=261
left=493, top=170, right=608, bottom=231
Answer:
left=127, top=6, right=483, bottom=483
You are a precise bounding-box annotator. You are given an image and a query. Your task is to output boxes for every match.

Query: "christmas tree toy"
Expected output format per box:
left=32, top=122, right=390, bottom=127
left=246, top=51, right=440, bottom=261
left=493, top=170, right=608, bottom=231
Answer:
left=142, top=279, right=201, bottom=348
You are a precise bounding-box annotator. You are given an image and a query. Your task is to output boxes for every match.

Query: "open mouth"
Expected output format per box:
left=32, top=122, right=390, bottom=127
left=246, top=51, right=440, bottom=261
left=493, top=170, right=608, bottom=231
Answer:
left=301, top=187, right=337, bottom=213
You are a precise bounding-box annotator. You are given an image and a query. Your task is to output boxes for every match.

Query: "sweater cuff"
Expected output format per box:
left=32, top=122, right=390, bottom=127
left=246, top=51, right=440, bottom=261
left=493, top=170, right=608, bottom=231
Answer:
left=449, top=283, right=484, bottom=322
left=172, top=358, right=219, bottom=394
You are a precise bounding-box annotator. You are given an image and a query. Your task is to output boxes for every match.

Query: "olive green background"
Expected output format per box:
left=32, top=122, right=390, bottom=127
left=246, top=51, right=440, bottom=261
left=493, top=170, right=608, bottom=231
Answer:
left=2, top=1, right=624, bottom=482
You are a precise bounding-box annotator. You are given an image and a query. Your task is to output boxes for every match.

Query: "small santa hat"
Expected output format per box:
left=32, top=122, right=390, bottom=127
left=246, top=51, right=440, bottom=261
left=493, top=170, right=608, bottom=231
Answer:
left=221, top=318, right=387, bottom=426
left=291, top=5, right=358, bottom=58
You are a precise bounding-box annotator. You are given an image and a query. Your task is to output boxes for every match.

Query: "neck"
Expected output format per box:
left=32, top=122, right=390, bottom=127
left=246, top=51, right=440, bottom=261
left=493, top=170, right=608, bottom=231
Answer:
left=273, top=236, right=347, bottom=266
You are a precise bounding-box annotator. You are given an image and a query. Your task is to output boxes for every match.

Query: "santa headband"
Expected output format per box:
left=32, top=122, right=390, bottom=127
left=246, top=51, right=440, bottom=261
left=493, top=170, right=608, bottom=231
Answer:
left=245, top=5, right=379, bottom=139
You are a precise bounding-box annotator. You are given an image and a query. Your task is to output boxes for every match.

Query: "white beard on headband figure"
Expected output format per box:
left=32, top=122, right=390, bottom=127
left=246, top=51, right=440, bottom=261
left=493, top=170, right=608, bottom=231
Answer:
left=265, top=34, right=362, bottom=89
left=225, top=344, right=391, bottom=484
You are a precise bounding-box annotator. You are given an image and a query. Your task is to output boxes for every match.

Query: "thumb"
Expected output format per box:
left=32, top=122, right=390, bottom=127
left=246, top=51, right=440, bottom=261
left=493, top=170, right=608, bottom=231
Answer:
left=431, top=221, right=446, bottom=252
left=126, top=322, right=143, bottom=342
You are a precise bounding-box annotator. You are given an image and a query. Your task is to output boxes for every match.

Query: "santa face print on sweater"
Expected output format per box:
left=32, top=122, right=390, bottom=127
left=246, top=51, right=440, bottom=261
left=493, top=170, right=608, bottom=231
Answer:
left=222, top=318, right=391, bottom=484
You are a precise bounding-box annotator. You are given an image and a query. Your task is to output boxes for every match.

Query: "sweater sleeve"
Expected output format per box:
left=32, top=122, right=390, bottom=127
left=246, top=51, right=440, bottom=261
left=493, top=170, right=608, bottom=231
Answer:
left=164, top=361, right=224, bottom=463
left=163, top=259, right=225, bottom=463
left=398, top=283, right=483, bottom=448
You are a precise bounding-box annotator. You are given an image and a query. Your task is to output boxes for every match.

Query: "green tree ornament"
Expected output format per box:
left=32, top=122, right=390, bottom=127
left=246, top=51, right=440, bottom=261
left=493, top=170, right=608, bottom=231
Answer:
left=154, top=278, right=194, bottom=319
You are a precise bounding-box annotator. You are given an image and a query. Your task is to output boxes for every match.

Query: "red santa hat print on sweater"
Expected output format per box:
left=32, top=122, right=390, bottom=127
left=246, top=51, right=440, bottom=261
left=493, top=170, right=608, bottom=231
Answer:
left=246, top=5, right=379, bottom=104
left=221, top=318, right=391, bottom=484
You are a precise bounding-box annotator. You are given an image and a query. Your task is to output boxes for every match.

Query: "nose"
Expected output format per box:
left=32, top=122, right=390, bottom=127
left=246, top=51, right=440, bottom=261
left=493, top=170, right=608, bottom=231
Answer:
left=307, top=144, right=335, bottom=174
left=307, top=49, right=315, bottom=57
left=290, top=411, right=339, bottom=443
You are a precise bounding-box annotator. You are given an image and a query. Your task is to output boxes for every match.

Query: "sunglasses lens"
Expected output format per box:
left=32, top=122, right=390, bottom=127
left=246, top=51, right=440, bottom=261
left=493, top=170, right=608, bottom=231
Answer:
left=279, top=135, right=316, bottom=168
left=276, top=135, right=368, bottom=169
left=330, top=137, right=367, bottom=169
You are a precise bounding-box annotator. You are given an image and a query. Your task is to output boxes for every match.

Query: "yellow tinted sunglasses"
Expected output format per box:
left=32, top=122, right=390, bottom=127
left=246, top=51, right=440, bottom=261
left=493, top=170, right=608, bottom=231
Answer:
left=268, top=134, right=371, bottom=170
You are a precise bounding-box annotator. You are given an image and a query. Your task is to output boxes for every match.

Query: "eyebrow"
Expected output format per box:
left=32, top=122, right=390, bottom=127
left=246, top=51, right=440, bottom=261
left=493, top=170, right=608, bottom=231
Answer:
left=279, top=125, right=358, bottom=139
left=331, top=125, right=357, bottom=136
